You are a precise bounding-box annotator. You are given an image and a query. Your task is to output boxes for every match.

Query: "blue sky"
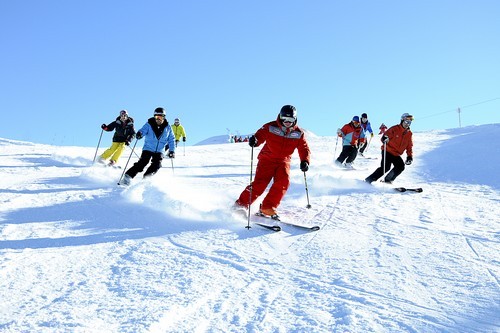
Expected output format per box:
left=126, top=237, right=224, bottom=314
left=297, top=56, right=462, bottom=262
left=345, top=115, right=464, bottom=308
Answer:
left=1, top=1, right=499, bottom=147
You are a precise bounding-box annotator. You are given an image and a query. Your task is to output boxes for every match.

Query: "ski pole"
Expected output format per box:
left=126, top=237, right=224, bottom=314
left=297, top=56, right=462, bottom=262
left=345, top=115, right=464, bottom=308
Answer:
left=183, top=141, right=186, bottom=156
left=170, top=156, right=175, bottom=174
left=365, top=135, right=373, bottom=153
left=246, top=145, right=255, bottom=230
left=128, top=144, right=140, bottom=159
left=118, top=139, right=138, bottom=184
left=93, top=129, right=104, bottom=164
left=382, top=141, right=387, bottom=177
left=303, top=172, right=312, bottom=209
left=334, top=135, right=339, bottom=160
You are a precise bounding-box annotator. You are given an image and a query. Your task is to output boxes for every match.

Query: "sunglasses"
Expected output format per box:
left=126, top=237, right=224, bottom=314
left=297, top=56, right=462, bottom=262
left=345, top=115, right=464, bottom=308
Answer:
left=281, top=116, right=295, bottom=123
left=154, top=115, right=165, bottom=119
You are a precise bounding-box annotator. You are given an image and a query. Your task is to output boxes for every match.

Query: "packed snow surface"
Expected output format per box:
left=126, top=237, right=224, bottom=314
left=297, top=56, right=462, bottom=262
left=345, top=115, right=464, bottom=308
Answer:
left=0, top=124, right=499, bottom=332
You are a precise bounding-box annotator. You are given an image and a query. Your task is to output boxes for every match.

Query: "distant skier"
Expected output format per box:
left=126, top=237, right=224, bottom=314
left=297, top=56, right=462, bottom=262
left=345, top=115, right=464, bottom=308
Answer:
left=119, top=107, right=175, bottom=186
left=358, top=113, right=374, bottom=155
left=234, top=105, right=311, bottom=218
left=365, top=113, right=414, bottom=184
left=98, top=110, right=135, bottom=167
left=171, top=118, right=187, bottom=147
left=379, top=123, right=388, bottom=135
left=335, top=116, right=365, bottom=169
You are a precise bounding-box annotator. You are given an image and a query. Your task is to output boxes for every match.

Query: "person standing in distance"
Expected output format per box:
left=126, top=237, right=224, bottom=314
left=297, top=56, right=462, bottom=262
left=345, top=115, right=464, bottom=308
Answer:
left=119, top=107, right=175, bottom=186
left=234, top=105, right=311, bottom=218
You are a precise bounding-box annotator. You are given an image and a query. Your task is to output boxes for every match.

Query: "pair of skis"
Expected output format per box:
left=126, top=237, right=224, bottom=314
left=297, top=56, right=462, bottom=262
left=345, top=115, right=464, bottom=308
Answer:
left=253, top=212, right=320, bottom=232
left=394, top=187, right=423, bottom=193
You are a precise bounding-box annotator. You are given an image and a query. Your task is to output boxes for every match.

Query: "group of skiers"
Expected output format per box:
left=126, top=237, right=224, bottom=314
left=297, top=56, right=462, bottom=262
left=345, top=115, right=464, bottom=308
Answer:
left=97, top=107, right=187, bottom=186
left=233, top=106, right=413, bottom=219
left=97, top=105, right=413, bottom=219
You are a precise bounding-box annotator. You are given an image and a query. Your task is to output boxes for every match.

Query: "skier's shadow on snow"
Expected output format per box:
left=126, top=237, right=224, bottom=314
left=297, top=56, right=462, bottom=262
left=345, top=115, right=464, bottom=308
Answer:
left=0, top=190, right=223, bottom=250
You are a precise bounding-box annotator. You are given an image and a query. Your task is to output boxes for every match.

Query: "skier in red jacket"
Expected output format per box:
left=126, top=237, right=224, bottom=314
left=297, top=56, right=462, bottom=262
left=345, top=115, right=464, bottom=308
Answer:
left=365, top=113, right=414, bottom=184
left=234, top=105, right=311, bottom=218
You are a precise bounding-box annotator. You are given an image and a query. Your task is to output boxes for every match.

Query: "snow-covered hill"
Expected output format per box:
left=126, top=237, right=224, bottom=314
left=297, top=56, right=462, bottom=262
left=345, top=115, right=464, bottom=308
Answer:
left=0, top=125, right=499, bottom=332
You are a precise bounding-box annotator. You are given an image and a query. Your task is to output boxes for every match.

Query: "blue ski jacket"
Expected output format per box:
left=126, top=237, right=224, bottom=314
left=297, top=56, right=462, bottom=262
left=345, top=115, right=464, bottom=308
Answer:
left=137, top=117, right=176, bottom=153
left=361, top=121, right=373, bottom=135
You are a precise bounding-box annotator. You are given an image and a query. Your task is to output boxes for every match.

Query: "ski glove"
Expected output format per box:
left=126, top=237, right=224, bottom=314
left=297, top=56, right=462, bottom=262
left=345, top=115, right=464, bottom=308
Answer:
left=248, top=135, right=257, bottom=147
left=371, top=132, right=374, bottom=137
left=381, top=135, right=389, bottom=143
left=101, top=124, right=108, bottom=130
left=165, top=144, right=169, bottom=151
left=168, top=151, right=175, bottom=158
left=300, top=161, right=309, bottom=172
left=125, top=141, right=130, bottom=146
left=182, top=137, right=186, bottom=142
left=337, top=128, right=343, bottom=137
left=136, top=131, right=143, bottom=139
left=405, top=156, right=413, bottom=165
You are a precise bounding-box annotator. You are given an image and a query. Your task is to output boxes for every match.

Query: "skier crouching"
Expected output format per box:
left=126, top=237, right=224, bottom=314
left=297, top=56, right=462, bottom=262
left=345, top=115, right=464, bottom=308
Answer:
left=234, top=105, right=311, bottom=218
left=119, top=107, right=175, bottom=186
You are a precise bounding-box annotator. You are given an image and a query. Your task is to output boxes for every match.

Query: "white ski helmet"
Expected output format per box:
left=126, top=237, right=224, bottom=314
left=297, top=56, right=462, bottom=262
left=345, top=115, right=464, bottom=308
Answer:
left=401, top=113, right=413, bottom=121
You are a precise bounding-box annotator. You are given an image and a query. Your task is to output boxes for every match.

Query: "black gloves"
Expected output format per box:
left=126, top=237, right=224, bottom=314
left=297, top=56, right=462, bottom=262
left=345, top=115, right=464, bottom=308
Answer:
left=125, top=141, right=130, bottom=146
left=136, top=131, right=143, bottom=139
left=381, top=135, right=389, bottom=143
left=182, top=137, right=186, bottom=142
left=300, top=161, right=309, bottom=172
left=405, top=156, right=413, bottom=165
left=168, top=151, right=175, bottom=158
left=248, top=135, right=257, bottom=147
left=101, top=124, right=108, bottom=130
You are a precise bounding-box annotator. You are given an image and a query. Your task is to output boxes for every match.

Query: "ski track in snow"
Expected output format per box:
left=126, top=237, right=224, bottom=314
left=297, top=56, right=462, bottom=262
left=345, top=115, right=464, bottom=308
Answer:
left=0, top=125, right=499, bottom=333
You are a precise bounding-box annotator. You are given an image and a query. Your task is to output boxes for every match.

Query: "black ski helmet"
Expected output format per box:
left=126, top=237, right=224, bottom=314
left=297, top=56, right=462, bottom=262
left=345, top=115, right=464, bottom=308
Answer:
left=154, top=107, right=166, bottom=117
left=361, top=113, right=368, bottom=118
left=279, top=105, right=297, bottom=119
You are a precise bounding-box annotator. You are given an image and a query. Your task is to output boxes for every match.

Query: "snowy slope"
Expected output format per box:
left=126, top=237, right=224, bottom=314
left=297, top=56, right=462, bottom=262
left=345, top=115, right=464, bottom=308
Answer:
left=0, top=124, right=499, bottom=333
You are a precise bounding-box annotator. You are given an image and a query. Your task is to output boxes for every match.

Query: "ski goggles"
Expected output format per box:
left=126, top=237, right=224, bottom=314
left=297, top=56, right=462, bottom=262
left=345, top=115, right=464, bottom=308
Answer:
left=154, top=115, right=165, bottom=119
left=280, top=116, right=295, bottom=123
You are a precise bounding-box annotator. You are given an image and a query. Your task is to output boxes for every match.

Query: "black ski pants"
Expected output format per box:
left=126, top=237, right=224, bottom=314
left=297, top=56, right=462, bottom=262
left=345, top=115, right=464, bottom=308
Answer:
left=125, top=150, right=163, bottom=179
left=336, top=145, right=358, bottom=164
left=366, top=150, right=405, bottom=182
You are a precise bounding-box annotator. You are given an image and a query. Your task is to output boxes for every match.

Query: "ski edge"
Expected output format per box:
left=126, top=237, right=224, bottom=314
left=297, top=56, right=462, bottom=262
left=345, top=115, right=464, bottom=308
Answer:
left=255, top=212, right=319, bottom=231
left=254, top=222, right=281, bottom=232
left=279, top=220, right=320, bottom=231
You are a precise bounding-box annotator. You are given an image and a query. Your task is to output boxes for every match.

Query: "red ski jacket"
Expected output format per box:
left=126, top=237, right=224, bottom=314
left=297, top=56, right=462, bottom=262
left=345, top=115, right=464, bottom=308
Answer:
left=254, top=117, right=310, bottom=164
left=339, top=122, right=365, bottom=147
left=382, top=124, right=413, bottom=157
